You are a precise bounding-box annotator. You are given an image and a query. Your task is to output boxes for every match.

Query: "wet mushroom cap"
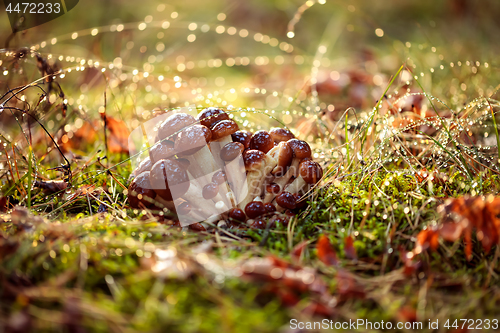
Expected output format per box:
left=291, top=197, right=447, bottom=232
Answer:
left=175, top=124, right=212, bottom=155
left=128, top=171, right=156, bottom=208
left=264, top=203, right=276, bottom=213
left=272, top=141, right=293, bottom=176
left=157, top=113, right=195, bottom=140
left=149, top=159, right=190, bottom=201
left=276, top=192, right=297, bottom=210
left=134, top=156, right=153, bottom=176
left=299, top=160, right=323, bottom=184
left=245, top=201, right=267, bottom=219
left=212, top=170, right=226, bottom=184
left=197, top=107, right=229, bottom=128
left=249, top=130, right=274, bottom=153
left=287, top=139, right=312, bottom=159
left=243, top=150, right=266, bottom=171
left=175, top=158, right=191, bottom=169
left=178, top=202, right=192, bottom=215
left=220, top=142, right=245, bottom=161
left=202, top=182, right=219, bottom=200
left=269, top=128, right=295, bottom=143
left=228, top=208, right=246, bottom=222
left=149, top=140, right=176, bottom=164
left=266, top=183, right=281, bottom=194
left=231, top=130, right=252, bottom=149
left=211, top=120, right=239, bottom=140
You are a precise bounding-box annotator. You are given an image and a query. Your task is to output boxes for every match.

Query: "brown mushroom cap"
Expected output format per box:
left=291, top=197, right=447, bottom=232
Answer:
left=157, top=113, right=195, bottom=140
left=245, top=201, right=267, bottom=219
left=212, top=170, right=226, bottom=184
left=175, top=158, right=191, bottom=169
left=128, top=171, right=156, bottom=208
left=287, top=139, right=312, bottom=159
left=149, top=159, right=190, bottom=201
left=243, top=150, right=266, bottom=171
left=202, top=182, right=219, bottom=200
left=264, top=203, right=277, bottom=213
left=299, top=160, right=323, bottom=184
left=211, top=120, right=239, bottom=140
left=220, top=142, right=245, bottom=161
left=269, top=128, right=295, bottom=143
left=276, top=192, right=297, bottom=210
left=228, top=208, right=246, bottom=222
left=266, top=183, right=281, bottom=194
left=134, top=156, right=153, bottom=176
left=149, top=140, right=176, bottom=164
left=231, top=130, right=252, bottom=149
left=175, top=124, right=212, bottom=155
left=197, top=107, right=230, bottom=128
left=272, top=141, right=293, bottom=176
left=249, top=130, right=274, bottom=153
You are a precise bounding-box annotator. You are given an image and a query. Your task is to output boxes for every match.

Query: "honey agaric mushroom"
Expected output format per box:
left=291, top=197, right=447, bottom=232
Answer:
left=263, top=139, right=312, bottom=203
left=157, top=113, right=195, bottom=141
left=175, top=125, right=220, bottom=194
left=149, top=140, right=176, bottom=164
left=231, top=130, right=252, bottom=149
left=286, top=160, right=323, bottom=194
left=249, top=130, right=275, bottom=153
left=220, top=142, right=245, bottom=162
left=269, top=127, right=295, bottom=143
left=237, top=149, right=277, bottom=209
left=149, top=159, right=190, bottom=201
left=128, top=171, right=156, bottom=208
left=268, top=141, right=293, bottom=177
left=276, top=191, right=297, bottom=210
left=197, top=107, right=230, bottom=128
left=245, top=201, right=267, bottom=219
left=132, top=156, right=153, bottom=177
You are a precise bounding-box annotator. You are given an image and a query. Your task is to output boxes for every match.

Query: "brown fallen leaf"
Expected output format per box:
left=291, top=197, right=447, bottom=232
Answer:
left=34, top=180, right=69, bottom=194
left=344, top=235, right=357, bottom=260
left=317, top=235, right=339, bottom=266
left=413, top=196, right=500, bottom=260
left=0, top=197, right=7, bottom=212
left=104, top=116, right=130, bottom=154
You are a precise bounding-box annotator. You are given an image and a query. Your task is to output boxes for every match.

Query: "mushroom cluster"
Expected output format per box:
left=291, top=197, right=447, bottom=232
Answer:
left=128, top=107, right=323, bottom=230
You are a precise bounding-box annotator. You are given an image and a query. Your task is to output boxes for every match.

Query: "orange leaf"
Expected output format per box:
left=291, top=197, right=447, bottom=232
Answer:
left=105, top=116, right=130, bottom=154
left=344, top=235, right=357, bottom=260
left=317, top=235, right=338, bottom=266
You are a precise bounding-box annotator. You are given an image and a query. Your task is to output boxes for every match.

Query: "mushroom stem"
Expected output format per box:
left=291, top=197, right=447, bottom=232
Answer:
left=284, top=176, right=307, bottom=194
left=263, top=158, right=300, bottom=203
left=185, top=145, right=219, bottom=180
left=237, top=152, right=277, bottom=209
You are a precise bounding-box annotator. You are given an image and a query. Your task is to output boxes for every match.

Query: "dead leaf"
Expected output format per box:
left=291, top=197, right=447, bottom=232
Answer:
left=317, top=235, right=338, bottom=266
left=413, top=196, right=500, bottom=260
left=34, top=180, right=69, bottom=194
left=344, top=235, right=357, bottom=260
left=0, top=197, right=7, bottom=212
left=105, top=116, right=130, bottom=154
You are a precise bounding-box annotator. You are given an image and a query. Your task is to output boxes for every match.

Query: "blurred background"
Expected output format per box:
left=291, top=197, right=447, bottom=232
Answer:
left=2, top=0, right=500, bottom=159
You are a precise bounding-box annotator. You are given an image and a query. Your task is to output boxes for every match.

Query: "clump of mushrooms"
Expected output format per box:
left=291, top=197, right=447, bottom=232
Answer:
left=128, top=108, right=323, bottom=230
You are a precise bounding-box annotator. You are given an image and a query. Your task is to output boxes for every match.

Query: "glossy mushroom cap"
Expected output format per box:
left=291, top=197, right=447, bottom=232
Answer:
left=269, top=128, right=295, bottom=143
left=299, top=160, right=323, bottom=184
left=128, top=171, right=156, bottom=208
left=276, top=192, right=297, bottom=210
left=220, top=142, right=245, bottom=161
left=245, top=201, right=266, bottom=219
left=249, top=130, right=274, bottom=153
left=272, top=141, right=293, bottom=176
left=149, top=140, right=176, bottom=164
left=149, top=159, right=190, bottom=201
left=197, top=107, right=229, bottom=128
left=157, top=113, right=195, bottom=140
left=175, top=124, right=212, bottom=156
left=133, top=156, right=153, bottom=176
left=212, top=170, right=226, bottom=184
left=202, top=182, right=219, bottom=200
left=228, top=208, right=246, bottom=222
left=231, top=130, right=252, bottom=149
left=243, top=150, right=267, bottom=171
left=211, top=120, right=239, bottom=140
left=287, top=139, right=312, bottom=159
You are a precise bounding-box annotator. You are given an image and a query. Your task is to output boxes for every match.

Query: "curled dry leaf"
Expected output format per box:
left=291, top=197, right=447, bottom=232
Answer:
left=344, top=235, right=357, bottom=260
left=34, top=180, right=69, bottom=194
left=316, top=235, right=339, bottom=266
left=105, top=116, right=130, bottom=154
left=413, top=196, right=500, bottom=260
